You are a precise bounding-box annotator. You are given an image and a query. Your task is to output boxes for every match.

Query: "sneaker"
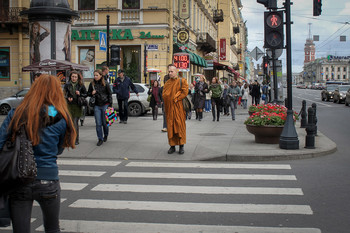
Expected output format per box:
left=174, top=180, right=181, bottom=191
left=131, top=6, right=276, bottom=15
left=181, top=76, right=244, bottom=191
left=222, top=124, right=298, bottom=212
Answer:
left=75, top=141, right=79, bottom=145
left=97, top=140, right=103, bottom=146
left=123, top=121, right=127, bottom=124
left=103, top=136, right=108, bottom=142
left=161, top=128, right=167, bottom=132
left=119, top=121, right=124, bottom=124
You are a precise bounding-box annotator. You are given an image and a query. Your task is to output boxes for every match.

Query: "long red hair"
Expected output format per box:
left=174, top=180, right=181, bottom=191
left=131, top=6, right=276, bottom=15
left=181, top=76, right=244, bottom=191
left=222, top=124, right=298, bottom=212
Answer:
left=9, top=74, right=76, bottom=148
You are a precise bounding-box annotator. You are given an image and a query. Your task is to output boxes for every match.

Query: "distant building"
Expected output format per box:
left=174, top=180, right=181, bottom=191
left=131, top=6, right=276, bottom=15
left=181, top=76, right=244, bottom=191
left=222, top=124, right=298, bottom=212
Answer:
left=304, top=38, right=315, bottom=64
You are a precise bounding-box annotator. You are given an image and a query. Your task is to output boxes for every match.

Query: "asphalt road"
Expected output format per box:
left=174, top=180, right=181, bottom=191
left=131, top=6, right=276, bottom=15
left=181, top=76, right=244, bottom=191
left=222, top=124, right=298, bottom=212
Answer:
left=1, top=87, right=349, bottom=233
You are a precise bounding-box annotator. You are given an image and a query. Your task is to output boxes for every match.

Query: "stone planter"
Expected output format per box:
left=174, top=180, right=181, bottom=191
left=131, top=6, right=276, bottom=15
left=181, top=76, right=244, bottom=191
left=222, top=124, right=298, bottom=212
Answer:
left=246, top=124, right=284, bottom=144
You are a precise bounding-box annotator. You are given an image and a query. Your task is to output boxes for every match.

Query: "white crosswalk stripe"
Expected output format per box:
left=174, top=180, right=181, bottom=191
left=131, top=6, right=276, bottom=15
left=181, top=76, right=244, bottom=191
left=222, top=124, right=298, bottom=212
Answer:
left=36, top=220, right=322, bottom=233
left=111, top=172, right=297, bottom=180
left=27, top=159, right=321, bottom=233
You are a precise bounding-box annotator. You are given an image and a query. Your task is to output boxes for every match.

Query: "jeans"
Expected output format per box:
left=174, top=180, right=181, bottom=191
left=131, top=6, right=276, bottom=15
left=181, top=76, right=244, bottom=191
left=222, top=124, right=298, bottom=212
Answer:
left=242, top=99, right=248, bottom=109
left=9, top=180, right=61, bottom=233
left=118, top=99, right=129, bottom=122
left=230, top=99, right=238, bottom=120
left=211, top=97, right=221, bottom=120
left=204, top=99, right=211, bottom=112
left=94, top=104, right=109, bottom=141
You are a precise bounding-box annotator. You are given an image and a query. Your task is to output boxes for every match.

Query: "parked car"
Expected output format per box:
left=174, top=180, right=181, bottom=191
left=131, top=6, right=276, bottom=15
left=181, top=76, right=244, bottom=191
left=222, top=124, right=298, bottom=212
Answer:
left=345, top=87, right=350, bottom=106
left=0, top=88, right=29, bottom=115
left=321, top=85, right=338, bottom=101
left=333, top=85, right=350, bottom=104
left=86, top=83, right=151, bottom=116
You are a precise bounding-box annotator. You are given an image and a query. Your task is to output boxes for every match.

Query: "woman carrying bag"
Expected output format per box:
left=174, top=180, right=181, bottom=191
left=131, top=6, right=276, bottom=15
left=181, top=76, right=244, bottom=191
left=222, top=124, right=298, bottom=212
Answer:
left=209, top=77, right=222, bottom=122
left=0, top=74, right=76, bottom=233
left=87, top=69, right=113, bottom=146
left=148, top=80, right=162, bottom=120
left=64, top=71, right=87, bottom=145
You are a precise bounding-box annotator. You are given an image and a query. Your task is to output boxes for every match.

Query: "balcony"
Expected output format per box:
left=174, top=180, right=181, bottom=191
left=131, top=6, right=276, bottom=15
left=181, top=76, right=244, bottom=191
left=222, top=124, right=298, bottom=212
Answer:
left=230, top=37, right=236, bottom=46
left=120, top=9, right=140, bottom=24
left=0, top=7, right=28, bottom=24
left=233, top=26, right=240, bottom=34
left=75, top=10, right=95, bottom=25
left=213, top=9, right=224, bottom=23
left=196, top=32, right=216, bottom=53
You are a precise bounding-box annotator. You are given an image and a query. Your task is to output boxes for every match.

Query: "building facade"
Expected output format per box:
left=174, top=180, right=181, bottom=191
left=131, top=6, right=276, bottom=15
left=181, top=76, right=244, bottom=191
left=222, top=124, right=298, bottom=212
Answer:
left=0, top=0, right=247, bottom=99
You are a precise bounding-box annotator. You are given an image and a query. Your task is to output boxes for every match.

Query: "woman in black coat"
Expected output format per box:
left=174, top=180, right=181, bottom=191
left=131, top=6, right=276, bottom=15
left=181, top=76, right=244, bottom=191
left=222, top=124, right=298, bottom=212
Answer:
left=148, top=80, right=162, bottom=120
left=193, top=75, right=209, bottom=121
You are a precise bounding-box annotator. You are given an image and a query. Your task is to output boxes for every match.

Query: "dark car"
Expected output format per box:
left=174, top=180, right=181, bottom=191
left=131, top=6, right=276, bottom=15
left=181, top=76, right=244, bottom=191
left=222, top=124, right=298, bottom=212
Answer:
left=321, top=85, right=338, bottom=101
left=345, top=87, right=350, bottom=106
left=333, top=85, right=350, bottom=104
left=0, top=88, right=29, bottom=115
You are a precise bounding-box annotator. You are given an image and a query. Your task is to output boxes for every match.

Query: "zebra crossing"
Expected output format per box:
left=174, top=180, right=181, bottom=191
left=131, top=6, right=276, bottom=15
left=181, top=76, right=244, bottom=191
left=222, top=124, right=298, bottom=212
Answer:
left=4, top=159, right=321, bottom=232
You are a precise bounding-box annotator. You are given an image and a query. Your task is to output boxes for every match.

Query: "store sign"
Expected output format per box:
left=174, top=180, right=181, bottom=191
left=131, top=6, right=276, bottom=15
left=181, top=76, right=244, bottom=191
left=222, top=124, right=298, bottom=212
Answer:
left=327, top=55, right=350, bottom=61
left=173, top=53, right=190, bottom=71
left=179, top=0, right=190, bottom=19
left=177, top=28, right=189, bottom=45
left=147, top=44, right=159, bottom=51
left=219, top=38, right=226, bottom=60
left=71, top=29, right=165, bottom=41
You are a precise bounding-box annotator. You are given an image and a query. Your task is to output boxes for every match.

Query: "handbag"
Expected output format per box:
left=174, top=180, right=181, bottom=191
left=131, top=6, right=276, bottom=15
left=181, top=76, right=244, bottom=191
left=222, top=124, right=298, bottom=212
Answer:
left=77, top=96, right=87, bottom=107
left=89, top=85, right=96, bottom=108
left=179, top=78, right=193, bottom=112
left=147, top=94, right=152, bottom=102
left=105, top=108, right=118, bottom=127
left=0, top=126, right=37, bottom=195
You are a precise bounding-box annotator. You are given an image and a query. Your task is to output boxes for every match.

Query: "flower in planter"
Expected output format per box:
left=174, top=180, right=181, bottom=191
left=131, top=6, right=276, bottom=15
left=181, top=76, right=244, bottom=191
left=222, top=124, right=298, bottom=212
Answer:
left=245, top=104, right=298, bottom=126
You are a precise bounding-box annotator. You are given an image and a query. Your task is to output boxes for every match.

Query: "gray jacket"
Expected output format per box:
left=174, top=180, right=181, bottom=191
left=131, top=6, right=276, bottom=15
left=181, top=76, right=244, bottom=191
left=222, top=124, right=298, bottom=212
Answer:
left=228, top=85, right=241, bottom=100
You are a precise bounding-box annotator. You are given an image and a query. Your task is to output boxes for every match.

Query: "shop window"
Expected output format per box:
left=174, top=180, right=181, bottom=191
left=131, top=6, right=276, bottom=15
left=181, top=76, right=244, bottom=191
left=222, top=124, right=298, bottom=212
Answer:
left=79, top=0, right=95, bottom=10
left=0, top=48, right=10, bottom=81
left=78, top=47, right=95, bottom=80
left=122, top=0, right=140, bottom=9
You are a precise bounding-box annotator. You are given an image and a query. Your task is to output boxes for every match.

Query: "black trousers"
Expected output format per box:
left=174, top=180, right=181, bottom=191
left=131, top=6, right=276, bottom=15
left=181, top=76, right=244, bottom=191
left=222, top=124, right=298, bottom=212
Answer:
left=118, top=99, right=129, bottom=122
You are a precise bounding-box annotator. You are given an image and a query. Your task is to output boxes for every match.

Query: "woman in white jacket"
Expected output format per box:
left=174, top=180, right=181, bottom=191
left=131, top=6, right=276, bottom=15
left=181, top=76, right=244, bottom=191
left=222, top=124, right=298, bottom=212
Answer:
left=241, top=83, right=249, bottom=109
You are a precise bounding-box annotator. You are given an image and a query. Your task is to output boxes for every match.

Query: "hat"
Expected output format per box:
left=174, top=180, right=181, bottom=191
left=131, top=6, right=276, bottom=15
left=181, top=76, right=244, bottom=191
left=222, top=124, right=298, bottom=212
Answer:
left=117, top=69, right=124, bottom=74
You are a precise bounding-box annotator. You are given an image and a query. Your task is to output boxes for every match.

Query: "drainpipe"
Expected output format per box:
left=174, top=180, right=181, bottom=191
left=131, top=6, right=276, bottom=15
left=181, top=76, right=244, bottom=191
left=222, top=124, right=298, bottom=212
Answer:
left=168, top=0, right=173, bottom=65
left=18, top=0, right=23, bottom=89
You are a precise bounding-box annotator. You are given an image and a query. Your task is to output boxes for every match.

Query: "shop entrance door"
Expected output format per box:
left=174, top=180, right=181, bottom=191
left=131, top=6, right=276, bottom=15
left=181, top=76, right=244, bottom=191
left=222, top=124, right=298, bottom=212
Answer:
left=0, top=0, right=9, bottom=22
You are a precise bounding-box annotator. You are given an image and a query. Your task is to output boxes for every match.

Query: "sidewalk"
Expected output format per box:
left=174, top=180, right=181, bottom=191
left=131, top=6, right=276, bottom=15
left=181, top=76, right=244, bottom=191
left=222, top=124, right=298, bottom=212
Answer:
left=60, top=108, right=337, bottom=162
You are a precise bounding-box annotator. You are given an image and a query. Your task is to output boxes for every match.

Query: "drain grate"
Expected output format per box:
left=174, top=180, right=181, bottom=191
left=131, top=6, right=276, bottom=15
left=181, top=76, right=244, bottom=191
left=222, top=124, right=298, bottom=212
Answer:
left=198, top=133, right=226, bottom=136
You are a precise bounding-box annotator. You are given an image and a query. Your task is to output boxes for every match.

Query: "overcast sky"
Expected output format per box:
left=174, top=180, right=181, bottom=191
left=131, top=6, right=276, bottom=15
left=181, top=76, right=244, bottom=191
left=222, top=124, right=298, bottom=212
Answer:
left=241, top=0, right=350, bottom=73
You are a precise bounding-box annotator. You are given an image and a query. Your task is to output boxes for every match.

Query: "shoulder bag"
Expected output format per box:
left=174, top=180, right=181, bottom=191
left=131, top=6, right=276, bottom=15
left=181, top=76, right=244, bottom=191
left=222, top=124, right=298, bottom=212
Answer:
left=0, top=126, right=37, bottom=195
left=179, top=78, right=193, bottom=112
left=89, top=84, right=96, bottom=108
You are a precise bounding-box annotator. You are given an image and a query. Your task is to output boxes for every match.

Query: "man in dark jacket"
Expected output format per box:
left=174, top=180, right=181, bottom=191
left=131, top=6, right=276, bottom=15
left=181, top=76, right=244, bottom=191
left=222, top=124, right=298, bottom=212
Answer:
left=113, top=69, right=139, bottom=124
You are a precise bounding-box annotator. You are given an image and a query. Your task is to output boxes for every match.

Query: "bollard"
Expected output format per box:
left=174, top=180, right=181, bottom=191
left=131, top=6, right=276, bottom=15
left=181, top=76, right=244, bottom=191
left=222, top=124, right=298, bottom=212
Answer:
left=300, top=100, right=307, bottom=128
left=305, top=107, right=316, bottom=149
left=312, top=103, right=318, bottom=136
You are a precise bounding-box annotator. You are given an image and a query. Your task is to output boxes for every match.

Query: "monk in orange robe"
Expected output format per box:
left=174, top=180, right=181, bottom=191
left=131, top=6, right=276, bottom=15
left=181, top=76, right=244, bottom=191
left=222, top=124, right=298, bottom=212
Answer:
left=162, top=64, right=189, bottom=154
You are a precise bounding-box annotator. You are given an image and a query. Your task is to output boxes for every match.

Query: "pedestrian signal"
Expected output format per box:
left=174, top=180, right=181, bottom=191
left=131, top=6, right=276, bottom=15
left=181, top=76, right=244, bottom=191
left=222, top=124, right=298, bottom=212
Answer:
left=313, top=0, right=322, bottom=16
left=264, top=11, right=284, bottom=49
left=110, top=45, right=120, bottom=66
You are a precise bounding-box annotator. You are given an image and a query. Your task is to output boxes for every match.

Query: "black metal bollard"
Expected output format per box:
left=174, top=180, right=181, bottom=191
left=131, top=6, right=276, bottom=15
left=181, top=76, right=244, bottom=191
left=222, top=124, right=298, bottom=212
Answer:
left=300, top=100, right=307, bottom=128
left=312, top=103, right=318, bottom=136
left=305, top=107, right=316, bottom=149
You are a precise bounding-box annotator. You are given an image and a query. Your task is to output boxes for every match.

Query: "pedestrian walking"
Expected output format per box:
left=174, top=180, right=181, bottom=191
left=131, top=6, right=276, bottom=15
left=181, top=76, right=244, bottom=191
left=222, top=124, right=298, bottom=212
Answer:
left=160, top=75, right=169, bottom=132
left=241, top=83, right=249, bottom=109
left=193, top=75, right=209, bottom=121
left=113, top=69, right=139, bottom=124
left=251, top=80, right=261, bottom=105
left=102, top=66, right=110, bottom=84
left=205, top=80, right=212, bottom=112
left=228, top=81, right=241, bottom=120
left=186, top=83, right=195, bottom=120
left=0, top=74, right=76, bottom=233
left=222, top=84, right=230, bottom=115
left=64, top=71, right=87, bottom=145
left=88, top=69, right=113, bottom=146
left=209, top=77, right=222, bottom=121
left=148, top=80, right=162, bottom=120
left=162, top=64, right=189, bottom=154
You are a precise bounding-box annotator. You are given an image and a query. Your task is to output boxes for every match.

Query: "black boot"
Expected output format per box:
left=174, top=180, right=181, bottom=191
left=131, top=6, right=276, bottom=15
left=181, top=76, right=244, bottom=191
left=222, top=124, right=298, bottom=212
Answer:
left=199, top=112, right=202, bottom=121
left=168, top=146, right=176, bottom=154
left=155, top=106, right=158, bottom=120
left=179, top=145, right=184, bottom=154
left=195, top=111, right=199, bottom=120
left=212, top=108, right=216, bottom=121
left=217, top=108, right=220, bottom=121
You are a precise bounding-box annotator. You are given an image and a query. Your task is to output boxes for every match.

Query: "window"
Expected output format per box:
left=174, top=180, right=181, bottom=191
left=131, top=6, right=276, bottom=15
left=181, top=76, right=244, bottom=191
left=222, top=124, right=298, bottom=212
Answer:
left=332, top=67, right=334, bottom=72
left=122, top=0, right=140, bottom=9
left=337, top=75, right=340, bottom=80
left=344, top=75, right=346, bottom=80
left=344, top=67, right=347, bottom=72
left=0, top=48, right=10, bottom=81
left=326, top=67, right=328, bottom=72
left=326, top=75, right=328, bottom=80
left=338, top=67, right=340, bottom=72
left=78, top=0, right=95, bottom=10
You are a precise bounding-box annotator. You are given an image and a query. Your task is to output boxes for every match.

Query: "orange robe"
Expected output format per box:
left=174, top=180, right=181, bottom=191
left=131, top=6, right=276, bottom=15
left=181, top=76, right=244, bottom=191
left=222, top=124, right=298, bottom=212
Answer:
left=162, top=77, right=189, bottom=146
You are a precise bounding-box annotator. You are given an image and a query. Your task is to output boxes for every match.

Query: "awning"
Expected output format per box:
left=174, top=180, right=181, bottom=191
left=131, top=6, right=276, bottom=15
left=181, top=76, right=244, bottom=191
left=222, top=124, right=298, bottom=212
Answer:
left=173, top=44, right=207, bottom=68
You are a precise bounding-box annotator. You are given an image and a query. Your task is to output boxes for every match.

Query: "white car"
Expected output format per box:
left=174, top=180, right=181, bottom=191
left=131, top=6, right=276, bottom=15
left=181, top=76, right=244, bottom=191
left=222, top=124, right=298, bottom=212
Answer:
left=86, top=83, right=151, bottom=117
left=0, top=88, right=30, bottom=115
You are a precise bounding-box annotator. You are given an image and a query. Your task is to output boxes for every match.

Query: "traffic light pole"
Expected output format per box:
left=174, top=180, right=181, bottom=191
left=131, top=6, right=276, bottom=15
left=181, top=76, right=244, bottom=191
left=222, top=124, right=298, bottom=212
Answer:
left=279, top=0, right=299, bottom=149
left=272, top=49, right=278, bottom=103
left=106, top=15, right=110, bottom=67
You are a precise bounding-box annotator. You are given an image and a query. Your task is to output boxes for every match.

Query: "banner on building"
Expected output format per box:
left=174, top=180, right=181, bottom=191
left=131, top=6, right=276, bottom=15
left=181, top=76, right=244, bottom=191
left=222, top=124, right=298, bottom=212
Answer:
left=179, top=0, right=190, bottom=19
left=219, top=38, right=226, bottom=60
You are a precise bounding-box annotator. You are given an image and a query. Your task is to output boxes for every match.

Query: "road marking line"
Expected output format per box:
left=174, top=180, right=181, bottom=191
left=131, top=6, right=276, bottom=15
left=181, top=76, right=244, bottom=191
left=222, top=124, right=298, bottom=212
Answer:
left=295, top=96, right=332, bottom=107
left=61, top=182, right=88, bottom=191
left=4, top=219, right=36, bottom=231
left=58, top=159, right=121, bottom=166
left=70, top=199, right=313, bottom=215
left=36, top=219, right=321, bottom=233
left=92, top=184, right=303, bottom=195
left=111, top=172, right=297, bottom=180
left=34, top=198, right=66, bottom=206
left=59, top=170, right=106, bottom=177
left=126, top=162, right=291, bottom=169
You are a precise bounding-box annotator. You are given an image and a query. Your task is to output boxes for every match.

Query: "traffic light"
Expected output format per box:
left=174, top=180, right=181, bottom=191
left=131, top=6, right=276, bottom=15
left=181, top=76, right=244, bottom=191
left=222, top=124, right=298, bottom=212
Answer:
left=313, top=0, right=322, bottom=16
left=264, top=11, right=284, bottom=49
left=263, top=56, right=269, bottom=76
left=110, top=45, right=120, bottom=66
left=257, top=0, right=277, bottom=10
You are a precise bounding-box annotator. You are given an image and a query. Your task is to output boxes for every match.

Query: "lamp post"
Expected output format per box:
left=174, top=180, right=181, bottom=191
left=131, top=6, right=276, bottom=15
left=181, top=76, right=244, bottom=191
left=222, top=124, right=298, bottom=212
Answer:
left=279, top=0, right=299, bottom=149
